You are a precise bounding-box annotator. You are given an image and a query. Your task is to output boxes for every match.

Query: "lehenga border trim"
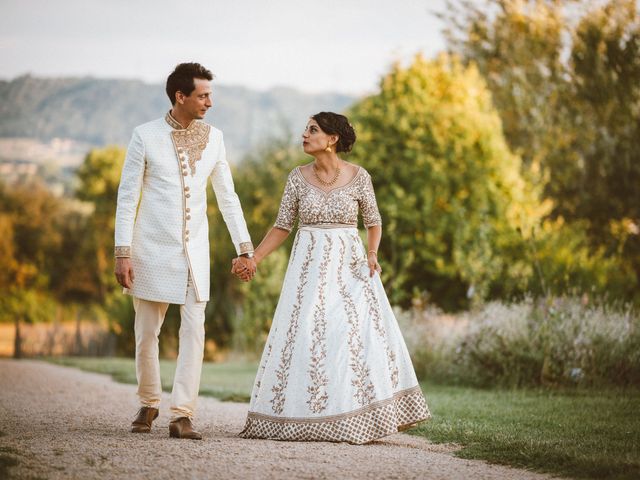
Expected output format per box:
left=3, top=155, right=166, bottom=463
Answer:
left=239, top=385, right=431, bottom=445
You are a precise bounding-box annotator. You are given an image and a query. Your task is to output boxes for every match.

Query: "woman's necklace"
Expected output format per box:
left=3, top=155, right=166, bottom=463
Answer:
left=313, top=163, right=341, bottom=187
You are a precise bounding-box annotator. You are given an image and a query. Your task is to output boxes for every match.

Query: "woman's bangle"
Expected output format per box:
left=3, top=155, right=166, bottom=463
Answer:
left=367, top=250, right=378, bottom=257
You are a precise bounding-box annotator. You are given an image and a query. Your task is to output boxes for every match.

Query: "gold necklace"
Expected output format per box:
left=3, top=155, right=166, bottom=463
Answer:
left=313, top=163, right=341, bottom=187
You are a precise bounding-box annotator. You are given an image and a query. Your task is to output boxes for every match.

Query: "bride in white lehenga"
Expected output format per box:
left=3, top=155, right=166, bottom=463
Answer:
left=235, top=112, right=430, bottom=444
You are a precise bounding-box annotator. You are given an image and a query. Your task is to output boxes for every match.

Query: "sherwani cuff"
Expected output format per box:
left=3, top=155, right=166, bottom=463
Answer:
left=238, top=242, right=254, bottom=256
left=114, top=246, right=131, bottom=258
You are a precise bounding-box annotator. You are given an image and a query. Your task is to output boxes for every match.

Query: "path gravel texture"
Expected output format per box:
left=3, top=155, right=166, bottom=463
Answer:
left=0, top=359, right=564, bottom=480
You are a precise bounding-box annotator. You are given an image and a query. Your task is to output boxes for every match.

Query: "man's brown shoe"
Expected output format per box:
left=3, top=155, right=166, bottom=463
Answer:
left=169, top=417, right=202, bottom=440
left=131, top=406, right=159, bottom=433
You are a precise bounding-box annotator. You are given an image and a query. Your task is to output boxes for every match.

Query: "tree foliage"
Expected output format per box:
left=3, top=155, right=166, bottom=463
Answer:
left=440, top=0, right=640, bottom=294
left=348, top=54, right=546, bottom=309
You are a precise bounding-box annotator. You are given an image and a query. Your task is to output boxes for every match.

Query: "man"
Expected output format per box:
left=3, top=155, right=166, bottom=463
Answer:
left=114, top=62, right=256, bottom=440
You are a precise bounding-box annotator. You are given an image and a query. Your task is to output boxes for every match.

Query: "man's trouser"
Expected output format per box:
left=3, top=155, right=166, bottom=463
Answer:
left=133, top=275, right=206, bottom=420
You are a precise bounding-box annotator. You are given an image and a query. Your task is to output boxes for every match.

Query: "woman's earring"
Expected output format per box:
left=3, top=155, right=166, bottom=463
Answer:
left=325, top=142, right=332, bottom=152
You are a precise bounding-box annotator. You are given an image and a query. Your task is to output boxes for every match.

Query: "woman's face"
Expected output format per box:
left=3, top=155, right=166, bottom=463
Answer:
left=302, top=119, right=337, bottom=155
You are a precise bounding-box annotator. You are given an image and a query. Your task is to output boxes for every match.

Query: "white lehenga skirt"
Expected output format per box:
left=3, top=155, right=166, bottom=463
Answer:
left=239, top=226, right=430, bottom=444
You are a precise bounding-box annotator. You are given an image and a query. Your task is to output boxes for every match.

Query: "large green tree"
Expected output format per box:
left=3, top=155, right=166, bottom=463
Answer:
left=568, top=1, right=640, bottom=276
left=348, top=54, right=544, bottom=310
left=440, top=0, right=640, bottom=299
left=440, top=0, right=570, bottom=171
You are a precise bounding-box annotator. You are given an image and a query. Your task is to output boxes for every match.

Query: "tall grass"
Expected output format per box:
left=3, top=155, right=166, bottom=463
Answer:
left=399, top=297, right=640, bottom=388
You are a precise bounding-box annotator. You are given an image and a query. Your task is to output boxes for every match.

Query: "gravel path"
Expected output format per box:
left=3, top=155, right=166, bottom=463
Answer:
left=0, top=359, right=563, bottom=480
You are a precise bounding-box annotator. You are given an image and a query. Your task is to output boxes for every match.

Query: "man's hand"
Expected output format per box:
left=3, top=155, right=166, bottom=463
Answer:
left=115, top=257, right=135, bottom=288
left=231, top=256, right=257, bottom=282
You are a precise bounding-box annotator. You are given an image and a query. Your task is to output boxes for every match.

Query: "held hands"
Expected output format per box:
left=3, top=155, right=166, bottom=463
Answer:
left=367, top=251, right=382, bottom=278
left=231, top=256, right=257, bottom=282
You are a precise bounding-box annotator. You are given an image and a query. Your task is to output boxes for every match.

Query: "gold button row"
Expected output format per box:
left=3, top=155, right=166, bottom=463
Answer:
left=184, top=180, right=190, bottom=245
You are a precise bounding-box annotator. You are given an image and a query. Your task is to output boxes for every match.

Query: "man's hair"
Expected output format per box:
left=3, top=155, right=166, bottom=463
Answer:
left=166, top=63, right=214, bottom=105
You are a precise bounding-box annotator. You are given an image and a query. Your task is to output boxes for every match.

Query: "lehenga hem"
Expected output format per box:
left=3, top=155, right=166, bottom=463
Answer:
left=238, top=385, right=431, bottom=445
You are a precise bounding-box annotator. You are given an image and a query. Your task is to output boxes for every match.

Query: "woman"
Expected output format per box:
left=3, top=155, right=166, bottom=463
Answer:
left=236, top=112, right=430, bottom=444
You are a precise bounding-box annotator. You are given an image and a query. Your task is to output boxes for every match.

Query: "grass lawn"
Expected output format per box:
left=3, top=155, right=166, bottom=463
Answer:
left=48, top=356, right=256, bottom=402
left=415, top=382, right=640, bottom=480
left=46, top=357, right=639, bottom=480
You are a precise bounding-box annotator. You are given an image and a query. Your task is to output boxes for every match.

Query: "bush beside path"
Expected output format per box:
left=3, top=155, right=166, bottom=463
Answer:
left=0, top=359, right=560, bottom=480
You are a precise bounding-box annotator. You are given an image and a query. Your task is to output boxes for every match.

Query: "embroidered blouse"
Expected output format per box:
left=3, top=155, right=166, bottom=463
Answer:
left=274, top=166, right=382, bottom=231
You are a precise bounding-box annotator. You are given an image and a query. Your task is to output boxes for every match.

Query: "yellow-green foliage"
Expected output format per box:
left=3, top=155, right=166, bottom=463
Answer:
left=348, top=54, right=545, bottom=309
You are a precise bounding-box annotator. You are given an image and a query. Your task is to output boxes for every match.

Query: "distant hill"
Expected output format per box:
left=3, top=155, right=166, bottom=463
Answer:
left=0, top=75, right=357, bottom=161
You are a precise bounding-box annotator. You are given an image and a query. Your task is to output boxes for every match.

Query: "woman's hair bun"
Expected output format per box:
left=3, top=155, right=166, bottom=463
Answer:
left=311, top=112, right=356, bottom=153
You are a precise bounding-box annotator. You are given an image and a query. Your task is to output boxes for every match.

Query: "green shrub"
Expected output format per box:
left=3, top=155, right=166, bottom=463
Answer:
left=400, top=297, right=640, bottom=388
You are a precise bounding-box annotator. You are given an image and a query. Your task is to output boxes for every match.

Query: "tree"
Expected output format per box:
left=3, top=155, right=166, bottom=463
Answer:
left=75, top=146, right=126, bottom=300
left=0, top=181, right=64, bottom=356
left=348, top=54, right=545, bottom=310
left=439, top=0, right=570, bottom=169
left=568, top=0, right=640, bottom=279
left=440, top=0, right=640, bottom=301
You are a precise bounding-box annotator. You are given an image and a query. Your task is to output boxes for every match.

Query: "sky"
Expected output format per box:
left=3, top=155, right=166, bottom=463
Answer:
left=0, top=0, right=449, bottom=95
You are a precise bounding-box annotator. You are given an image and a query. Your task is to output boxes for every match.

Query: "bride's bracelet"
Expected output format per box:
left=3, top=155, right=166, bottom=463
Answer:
left=367, top=250, right=378, bottom=257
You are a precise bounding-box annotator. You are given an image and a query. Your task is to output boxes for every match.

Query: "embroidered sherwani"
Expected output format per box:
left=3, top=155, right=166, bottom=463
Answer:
left=239, top=166, right=430, bottom=444
left=114, top=113, right=253, bottom=304
left=114, top=112, right=253, bottom=420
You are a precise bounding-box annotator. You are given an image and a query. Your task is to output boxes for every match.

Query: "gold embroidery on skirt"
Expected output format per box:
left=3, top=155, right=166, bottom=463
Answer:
left=337, top=237, right=376, bottom=406
left=349, top=239, right=399, bottom=389
left=307, top=234, right=332, bottom=413
left=270, top=232, right=316, bottom=414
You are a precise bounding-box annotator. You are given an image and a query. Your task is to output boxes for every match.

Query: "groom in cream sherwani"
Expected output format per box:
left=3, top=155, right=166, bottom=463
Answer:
left=114, top=62, right=256, bottom=440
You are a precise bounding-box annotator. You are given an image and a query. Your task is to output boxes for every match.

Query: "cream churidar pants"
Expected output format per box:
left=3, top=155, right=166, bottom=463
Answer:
left=133, top=275, right=206, bottom=421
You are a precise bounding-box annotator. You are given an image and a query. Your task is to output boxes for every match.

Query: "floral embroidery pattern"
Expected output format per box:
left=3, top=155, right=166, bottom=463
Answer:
left=274, top=167, right=382, bottom=231
left=306, top=234, right=332, bottom=413
left=114, top=246, right=131, bottom=257
left=289, top=230, right=301, bottom=264
left=337, top=237, right=376, bottom=407
left=165, top=112, right=210, bottom=177
left=239, top=242, right=254, bottom=254
left=274, top=171, right=299, bottom=231
left=270, top=232, right=316, bottom=414
left=357, top=173, right=382, bottom=228
left=349, top=239, right=399, bottom=388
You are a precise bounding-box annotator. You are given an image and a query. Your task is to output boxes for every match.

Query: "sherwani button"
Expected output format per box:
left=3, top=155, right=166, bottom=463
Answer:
left=185, top=194, right=191, bottom=198
left=185, top=237, right=189, bottom=242
left=182, top=171, right=188, bottom=176
left=185, top=230, right=190, bottom=234
left=186, top=215, right=191, bottom=220
left=186, top=208, right=191, bottom=212
left=184, top=186, right=190, bottom=191
left=182, top=163, right=187, bottom=168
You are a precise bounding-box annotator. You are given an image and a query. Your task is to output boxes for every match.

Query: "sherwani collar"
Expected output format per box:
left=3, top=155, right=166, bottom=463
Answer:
left=165, top=111, right=211, bottom=176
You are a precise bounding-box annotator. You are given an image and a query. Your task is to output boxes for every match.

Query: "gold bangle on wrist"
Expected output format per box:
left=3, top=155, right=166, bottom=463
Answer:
left=367, top=250, right=378, bottom=257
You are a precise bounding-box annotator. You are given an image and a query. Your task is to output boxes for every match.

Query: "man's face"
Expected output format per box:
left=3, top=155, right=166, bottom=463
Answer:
left=179, top=78, right=213, bottom=120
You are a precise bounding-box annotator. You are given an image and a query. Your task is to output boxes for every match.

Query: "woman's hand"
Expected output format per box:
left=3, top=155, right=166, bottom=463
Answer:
left=367, top=251, right=381, bottom=278
left=231, top=257, right=256, bottom=282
